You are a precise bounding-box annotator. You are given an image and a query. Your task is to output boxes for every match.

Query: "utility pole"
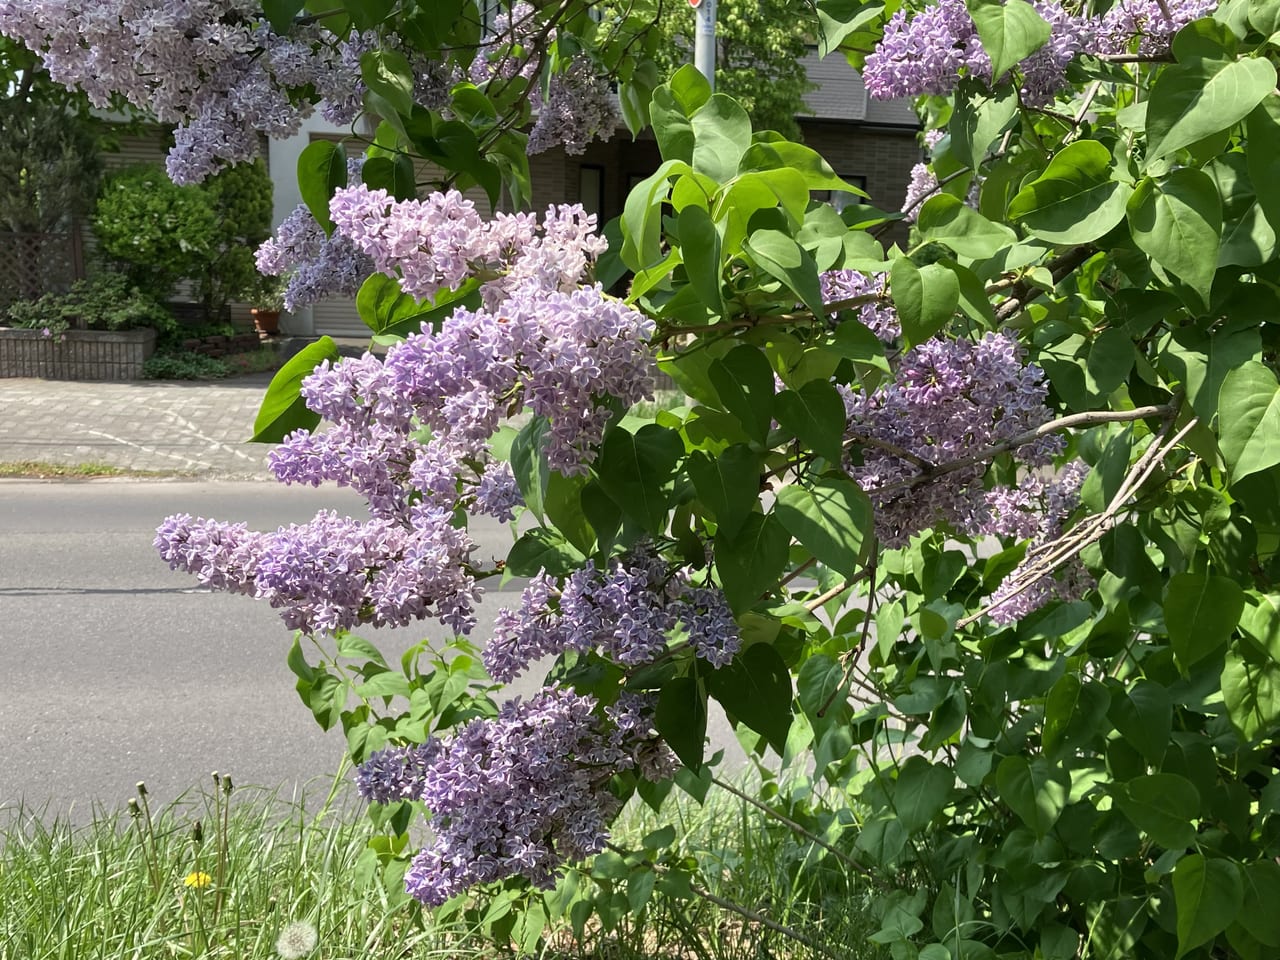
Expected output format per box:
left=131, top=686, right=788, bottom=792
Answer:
left=690, top=0, right=717, bottom=91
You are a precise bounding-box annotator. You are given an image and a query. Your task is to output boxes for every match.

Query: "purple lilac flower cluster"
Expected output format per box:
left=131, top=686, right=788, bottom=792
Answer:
left=866, top=0, right=1214, bottom=106
left=155, top=508, right=480, bottom=635
left=483, top=557, right=740, bottom=683
left=843, top=332, right=1061, bottom=546
left=820, top=270, right=900, bottom=341
left=986, top=461, right=1094, bottom=623
left=328, top=186, right=610, bottom=305
left=0, top=1, right=352, bottom=182
left=355, top=690, right=673, bottom=905
left=527, top=56, right=622, bottom=156
left=255, top=174, right=374, bottom=310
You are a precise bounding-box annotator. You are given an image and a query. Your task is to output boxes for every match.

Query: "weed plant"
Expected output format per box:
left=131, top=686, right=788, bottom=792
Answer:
left=0, top=775, right=879, bottom=960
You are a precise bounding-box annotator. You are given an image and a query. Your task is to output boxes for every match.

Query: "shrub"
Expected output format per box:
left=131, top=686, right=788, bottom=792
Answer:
left=142, top=350, right=230, bottom=380
left=4, top=273, right=177, bottom=338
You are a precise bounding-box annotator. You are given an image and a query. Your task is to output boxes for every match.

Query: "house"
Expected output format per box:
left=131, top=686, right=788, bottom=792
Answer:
left=85, top=51, right=921, bottom=338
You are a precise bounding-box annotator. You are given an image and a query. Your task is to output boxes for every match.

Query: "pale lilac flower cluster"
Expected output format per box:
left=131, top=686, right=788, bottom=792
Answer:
left=255, top=203, right=373, bottom=311
left=865, top=0, right=1214, bottom=107
left=987, top=462, right=1093, bottom=623
left=318, top=31, right=458, bottom=125
left=820, top=270, right=900, bottom=341
left=328, top=186, right=609, bottom=304
left=156, top=508, right=480, bottom=635
left=843, top=332, right=1061, bottom=545
left=470, top=2, right=543, bottom=87
left=1095, top=0, right=1217, bottom=56
left=356, top=690, right=666, bottom=905
left=483, top=557, right=740, bottom=682
left=0, top=1, right=347, bottom=182
left=377, top=283, right=654, bottom=473
left=527, top=56, right=621, bottom=156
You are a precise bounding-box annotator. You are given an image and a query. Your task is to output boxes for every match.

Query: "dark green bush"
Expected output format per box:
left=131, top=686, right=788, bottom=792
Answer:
left=141, top=350, right=230, bottom=380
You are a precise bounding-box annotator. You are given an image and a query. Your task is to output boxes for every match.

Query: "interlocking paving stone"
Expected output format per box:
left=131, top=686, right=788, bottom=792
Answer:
left=0, top=375, right=276, bottom=479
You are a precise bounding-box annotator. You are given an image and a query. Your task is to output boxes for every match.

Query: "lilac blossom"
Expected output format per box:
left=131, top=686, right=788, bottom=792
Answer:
left=843, top=332, right=1061, bottom=546
left=155, top=508, right=481, bottom=635
left=356, top=690, right=663, bottom=905
left=327, top=186, right=610, bottom=305
left=0, top=1, right=343, bottom=181
left=255, top=202, right=373, bottom=311
left=820, top=270, right=900, bottom=341
left=987, top=461, right=1093, bottom=623
left=483, top=556, right=740, bottom=682
left=527, top=56, right=620, bottom=156
left=1095, top=0, right=1217, bottom=56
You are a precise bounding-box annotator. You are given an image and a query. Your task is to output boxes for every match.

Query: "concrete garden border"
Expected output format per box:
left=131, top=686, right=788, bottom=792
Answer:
left=0, top=327, right=157, bottom=381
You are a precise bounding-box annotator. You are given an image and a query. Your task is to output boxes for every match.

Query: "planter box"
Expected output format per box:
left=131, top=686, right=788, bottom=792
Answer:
left=0, top=327, right=157, bottom=381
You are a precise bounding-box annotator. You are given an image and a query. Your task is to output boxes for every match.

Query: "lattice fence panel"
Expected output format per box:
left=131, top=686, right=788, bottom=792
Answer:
left=0, top=231, right=85, bottom=312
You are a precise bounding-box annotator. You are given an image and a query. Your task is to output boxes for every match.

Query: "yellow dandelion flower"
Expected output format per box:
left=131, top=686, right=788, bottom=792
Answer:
left=183, top=871, right=213, bottom=889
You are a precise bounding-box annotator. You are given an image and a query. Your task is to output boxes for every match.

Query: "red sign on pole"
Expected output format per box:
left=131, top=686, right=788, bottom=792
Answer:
left=688, top=0, right=701, bottom=7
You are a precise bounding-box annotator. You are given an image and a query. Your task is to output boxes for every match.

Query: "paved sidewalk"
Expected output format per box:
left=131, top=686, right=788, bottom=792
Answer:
left=0, top=375, right=277, bottom=479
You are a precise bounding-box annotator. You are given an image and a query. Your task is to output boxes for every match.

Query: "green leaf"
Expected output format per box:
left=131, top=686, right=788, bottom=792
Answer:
left=708, top=344, right=776, bottom=443
left=1165, top=571, right=1244, bottom=669
left=620, top=159, right=693, bottom=271
left=1221, top=641, right=1280, bottom=740
left=706, top=643, right=793, bottom=753
left=1008, top=140, right=1132, bottom=244
left=250, top=336, right=341, bottom=443
left=1173, top=855, right=1243, bottom=958
left=891, top=258, right=959, bottom=345
left=917, top=194, right=1019, bottom=258
left=544, top=471, right=596, bottom=556
left=966, top=0, right=1052, bottom=78
left=691, top=94, right=752, bottom=182
left=949, top=80, right=1019, bottom=169
left=1125, top=169, right=1222, bottom=309
left=360, top=49, right=415, bottom=118
left=893, top=757, right=953, bottom=834
left=1247, top=98, right=1280, bottom=232
left=1042, top=674, right=1108, bottom=755
left=361, top=154, right=416, bottom=201
left=1218, top=361, right=1280, bottom=481
left=354, top=274, right=480, bottom=339
left=1163, top=323, right=1262, bottom=421
left=262, top=0, right=306, bottom=32
left=797, top=653, right=844, bottom=725
left=651, top=87, right=695, bottom=165
left=774, top=476, right=873, bottom=580
left=297, top=140, right=348, bottom=234
left=1146, top=56, right=1276, bottom=165
left=1240, top=861, right=1280, bottom=947
left=677, top=205, right=724, bottom=314
left=774, top=380, right=847, bottom=465
left=739, top=141, right=867, bottom=195
left=996, top=756, right=1069, bottom=836
left=742, top=229, right=826, bottom=319
left=687, top=444, right=761, bottom=540
left=336, top=633, right=387, bottom=666
left=1107, top=679, right=1173, bottom=764
left=715, top=512, right=790, bottom=614
left=510, top=417, right=551, bottom=521
left=505, top=528, right=587, bottom=577
left=595, top=425, right=684, bottom=536
left=1115, top=773, right=1200, bottom=849
left=655, top=676, right=707, bottom=771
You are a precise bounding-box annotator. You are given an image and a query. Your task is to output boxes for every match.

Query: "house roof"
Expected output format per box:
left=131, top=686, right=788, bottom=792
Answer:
left=800, top=50, right=919, bottom=127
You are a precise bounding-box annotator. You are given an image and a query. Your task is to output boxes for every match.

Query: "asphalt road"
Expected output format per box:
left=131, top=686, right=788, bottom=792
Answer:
left=0, top=480, right=738, bottom=820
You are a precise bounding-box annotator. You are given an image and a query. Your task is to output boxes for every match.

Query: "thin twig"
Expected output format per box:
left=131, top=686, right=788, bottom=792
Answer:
left=804, top=573, right=866, bottom=612
left=959, top=413, right=1196, bottom=627
left=869, top=404, right=1173, bottom=498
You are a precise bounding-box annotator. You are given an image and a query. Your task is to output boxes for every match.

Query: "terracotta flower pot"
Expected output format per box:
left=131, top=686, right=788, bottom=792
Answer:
left=251, top=308, right=281, bottom=338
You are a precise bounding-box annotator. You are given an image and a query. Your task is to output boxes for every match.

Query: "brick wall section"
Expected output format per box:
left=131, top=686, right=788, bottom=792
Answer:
left=0, top=328, right=156, bottom=380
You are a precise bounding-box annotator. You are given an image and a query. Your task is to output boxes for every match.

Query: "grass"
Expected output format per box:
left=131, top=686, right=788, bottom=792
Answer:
left=0, top=460, right=188, bottom=480
left=0, top=775, right=880, bottom=960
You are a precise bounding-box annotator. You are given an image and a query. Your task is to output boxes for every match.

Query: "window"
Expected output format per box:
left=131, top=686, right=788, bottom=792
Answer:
left=816, top=175, right=869, bottom=212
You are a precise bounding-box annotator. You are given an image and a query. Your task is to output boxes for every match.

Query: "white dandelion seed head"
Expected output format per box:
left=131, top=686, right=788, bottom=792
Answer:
left=275, top=920, right=318, bottom=959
